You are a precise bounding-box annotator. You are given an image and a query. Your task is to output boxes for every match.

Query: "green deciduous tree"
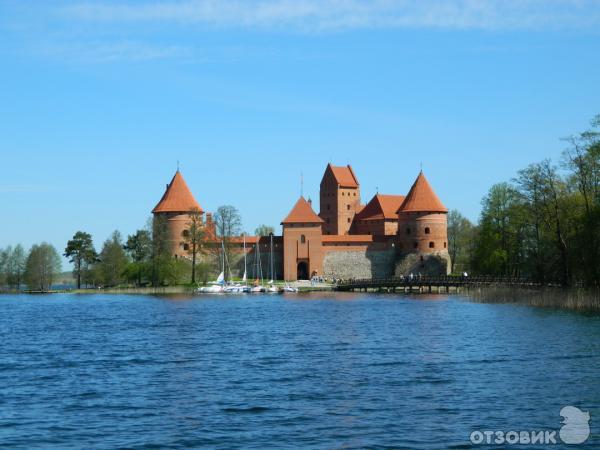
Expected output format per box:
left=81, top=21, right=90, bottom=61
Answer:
left=0, top=245, right=27, bottom=290
left=471, top=183, right=526, bottom=277
left=0, top=247, right=10, bottom=289
left=470, top=114, right=600, bottom=287
left=25, top=243, right=62, bottom=292
left=97, top=231, right=129, bottom=287
left=64, top=231, right=97, bottom=289
left=182, top=207, right=207, bottom=284
left=214, top=205, right=242, bottom=282
left=447, top=210, right=475, bottom=274
left=562, top=116, right=600, bottom=284
left=124, top=229, right=152, bottom=286
left=10, top=244, right=26, bottom=290
left=255, top=225, right=275, bottom=236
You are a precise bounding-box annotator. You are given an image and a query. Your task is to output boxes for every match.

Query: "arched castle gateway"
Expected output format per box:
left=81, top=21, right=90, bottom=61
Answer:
left=152, top=165, right=450, bottom=280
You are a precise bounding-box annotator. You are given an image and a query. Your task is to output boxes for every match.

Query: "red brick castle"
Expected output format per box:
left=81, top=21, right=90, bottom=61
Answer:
left=153, top=164, right=450, bottom=281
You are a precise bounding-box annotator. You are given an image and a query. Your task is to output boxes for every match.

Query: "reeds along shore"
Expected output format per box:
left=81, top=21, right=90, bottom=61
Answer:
left=466, top=285, right=600, bottom=311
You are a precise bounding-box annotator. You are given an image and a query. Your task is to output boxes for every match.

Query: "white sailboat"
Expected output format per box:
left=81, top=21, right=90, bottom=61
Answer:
left=282, top=283, right=298, bottom=293
left=251, top=241, right=266, bottom=293
left=267, top=234, right=280, bottom=293
left=224, top=235, right=250, bottom=294
left=197, top=243, right=226, bottom=293
left=197, top=271, right=224, bottom=293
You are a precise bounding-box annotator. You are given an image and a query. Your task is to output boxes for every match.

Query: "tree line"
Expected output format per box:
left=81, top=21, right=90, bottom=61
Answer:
left=9, top=114, right=596, bottom=292
left=0, top=204, right=277, bottom=292
left=448, top=115, right=600, bottom=286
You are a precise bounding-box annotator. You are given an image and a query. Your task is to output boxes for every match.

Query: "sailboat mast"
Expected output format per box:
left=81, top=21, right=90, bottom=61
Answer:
left=243, top=234, right=247, bottom=283
left=221, top=240, right=226, bottom=281
left=270, top=234, right=274, bottom=281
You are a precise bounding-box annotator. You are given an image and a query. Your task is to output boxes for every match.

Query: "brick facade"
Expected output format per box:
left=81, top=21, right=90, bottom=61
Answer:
left=153, top=166, right=450, bottom=282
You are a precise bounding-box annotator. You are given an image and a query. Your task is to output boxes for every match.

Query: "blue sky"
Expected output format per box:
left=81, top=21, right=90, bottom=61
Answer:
left=1, top=0, right=600, bottom=266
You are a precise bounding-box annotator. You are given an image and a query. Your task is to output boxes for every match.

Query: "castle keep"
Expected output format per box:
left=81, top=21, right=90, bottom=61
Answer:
left=152, top=165, right=450, bottom=281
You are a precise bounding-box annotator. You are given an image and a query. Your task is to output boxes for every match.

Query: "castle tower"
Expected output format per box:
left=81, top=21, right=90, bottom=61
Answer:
left=319, top=164, right=361, bottom=235
left=152, top=170, right=203, bottom=258
left=282, top=197, right=324, bottom=281
left=396, top=171, right=450, bottom=272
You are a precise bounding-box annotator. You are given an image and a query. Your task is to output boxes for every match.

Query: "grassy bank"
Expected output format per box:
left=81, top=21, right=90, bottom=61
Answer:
left=465, top=285, right=600, bottom=312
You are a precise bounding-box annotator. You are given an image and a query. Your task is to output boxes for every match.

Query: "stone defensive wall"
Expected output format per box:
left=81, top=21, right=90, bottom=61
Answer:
left=319, top=235, right=451, bottom=280
left=202, top=234, right=450, bottom=281
left=321, top=235, right=397, bottom=279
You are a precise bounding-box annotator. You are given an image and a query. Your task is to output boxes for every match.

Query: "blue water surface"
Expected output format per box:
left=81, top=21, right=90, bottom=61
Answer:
left=0, top=293, right=598, bottom=449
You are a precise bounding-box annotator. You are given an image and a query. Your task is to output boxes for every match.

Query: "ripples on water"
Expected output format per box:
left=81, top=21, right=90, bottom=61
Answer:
left=0, top=293, right=598, bottom=449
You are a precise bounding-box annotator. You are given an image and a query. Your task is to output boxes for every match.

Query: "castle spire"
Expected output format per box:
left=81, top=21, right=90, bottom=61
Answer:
left=397, top=171, right=447, bottom=213
left=152, top=171, right=202, bottom=214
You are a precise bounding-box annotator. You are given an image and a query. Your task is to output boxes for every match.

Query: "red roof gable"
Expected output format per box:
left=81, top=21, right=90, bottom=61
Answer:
left=357, top=194, right=405, bottom=220
left=282, top=197, right=324, bottom=224
left=322, top=164, right=359, bottom=188
left=398, top=172, right=447, bottom=213
left=152, top=171, right=202, bottom=214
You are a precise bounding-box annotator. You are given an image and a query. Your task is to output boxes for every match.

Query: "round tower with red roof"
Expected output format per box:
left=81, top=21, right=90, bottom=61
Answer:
left=152, top=170, right=204, bottom=258
left=396, top=171, right=450, bottom=273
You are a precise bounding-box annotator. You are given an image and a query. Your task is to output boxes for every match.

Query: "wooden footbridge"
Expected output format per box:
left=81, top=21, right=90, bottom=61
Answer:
left=335, top=275, right=545, bottom=293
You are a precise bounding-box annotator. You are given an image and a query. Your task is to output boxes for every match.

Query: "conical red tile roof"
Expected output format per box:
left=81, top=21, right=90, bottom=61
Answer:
left=357, top=194, right=405, bottom=220
left=398, top=172, right=447, bottom=213
left=282, top=197, right=324, bottom=224
left=152, top=171, right=202, bottom=214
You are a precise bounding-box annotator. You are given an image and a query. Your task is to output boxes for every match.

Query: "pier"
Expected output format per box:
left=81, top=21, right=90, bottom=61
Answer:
left=335, top=276, right=546, bottom=293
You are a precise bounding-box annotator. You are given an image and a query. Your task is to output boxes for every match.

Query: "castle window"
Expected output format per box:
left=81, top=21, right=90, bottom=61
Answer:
left=327, top=204, right=330, bottom=211
left=183, top=244, right=190, bottom=251
left=347, top=205, right=350, bottom=210
left=414, top=242, right=418, bottom=249
left=301, top=235, right=306, bottom=244
left=406, top=228, right=411, bottom=235
left=444, top=242, right=447, bottom=249
left=182, top=229, right=190, bottom=237
left=425, top=227, right=430, bottom=234
left=354, top=192, right=357, bottom=196
left=347, top=218, right=351, bottom=223
left=429, top=242, right=435, bottom=249
left=342, top=192, right=345, bottom=196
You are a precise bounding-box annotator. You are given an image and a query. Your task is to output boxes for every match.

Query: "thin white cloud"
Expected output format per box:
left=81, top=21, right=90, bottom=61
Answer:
left=63, top=0, right=600, bottom=31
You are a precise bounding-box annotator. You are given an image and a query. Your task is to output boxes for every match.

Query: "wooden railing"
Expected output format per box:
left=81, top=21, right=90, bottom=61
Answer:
left=335, top=275, right=555, bottom=291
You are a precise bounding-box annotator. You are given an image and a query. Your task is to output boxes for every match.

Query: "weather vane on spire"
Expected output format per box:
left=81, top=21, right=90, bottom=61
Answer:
left=177, top=160, right=180, bottom=172
left=301, top=172, right=304, bottom=197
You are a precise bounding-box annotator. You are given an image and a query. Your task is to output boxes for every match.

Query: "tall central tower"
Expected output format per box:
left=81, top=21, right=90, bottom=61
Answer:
left=319, top=164, right=361, bottom=235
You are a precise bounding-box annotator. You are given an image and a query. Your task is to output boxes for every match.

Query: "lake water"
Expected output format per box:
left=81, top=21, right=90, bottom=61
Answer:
left=0, top=293, right=598, bottom=449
